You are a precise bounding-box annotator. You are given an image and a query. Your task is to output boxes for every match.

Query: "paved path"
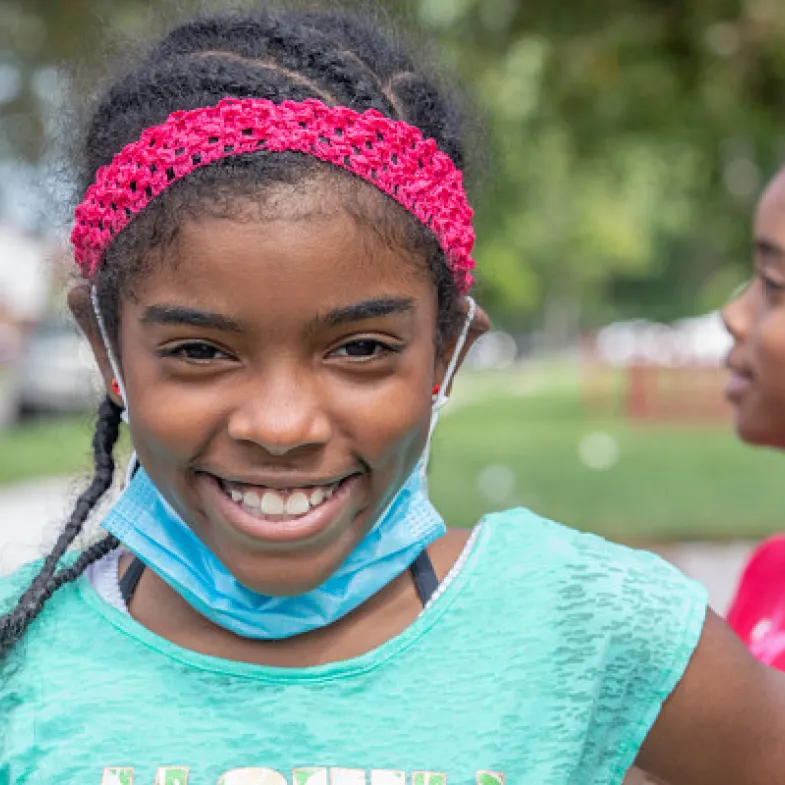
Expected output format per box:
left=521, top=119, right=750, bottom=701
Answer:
left=654, top=541, right=754, bottom=614
left=0, top=475, right=118, bottom=576
left=0, top=476, right=756, bottom=611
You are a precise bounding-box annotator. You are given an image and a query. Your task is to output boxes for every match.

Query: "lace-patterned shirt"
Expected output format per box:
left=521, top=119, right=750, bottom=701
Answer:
left=0, top=509, right=707, bottom=785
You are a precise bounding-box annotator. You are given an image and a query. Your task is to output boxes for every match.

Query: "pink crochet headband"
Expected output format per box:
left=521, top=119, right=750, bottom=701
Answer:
left=71, top=97, right=476, bottom=292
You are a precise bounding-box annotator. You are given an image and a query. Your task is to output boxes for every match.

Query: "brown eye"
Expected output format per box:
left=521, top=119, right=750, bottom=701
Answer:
left=163, top=342, right=231, bottom=362
left=761, top=274, right=785, bottom=298
left=332, top=339, right=400, bottom=360
left=340, top=340, right=383, bottom=357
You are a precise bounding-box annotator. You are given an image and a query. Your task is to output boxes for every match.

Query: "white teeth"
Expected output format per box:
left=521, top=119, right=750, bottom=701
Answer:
left=243, top=490, right=260, bottom=508
left=285, top=491, right=310, bottom=515
left=225, top=479, right=342, bottom=518
left=309, top=488, right=325, bottom=506
left=260, top=490, right=285, bottom=515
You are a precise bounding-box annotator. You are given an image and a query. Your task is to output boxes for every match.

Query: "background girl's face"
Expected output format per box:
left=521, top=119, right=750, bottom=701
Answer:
left=722, top=170, right=785, bottom=449
left=97, top=180, right=468, bottom=596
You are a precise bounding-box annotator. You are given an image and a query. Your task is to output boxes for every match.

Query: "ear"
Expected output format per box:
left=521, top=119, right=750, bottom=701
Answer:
left=435, top=298, right=491, bottom=396
left=68, top=284, right=124, bottom=408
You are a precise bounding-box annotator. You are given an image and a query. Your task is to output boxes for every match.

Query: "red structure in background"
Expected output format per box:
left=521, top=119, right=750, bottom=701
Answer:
left=580, top=334, right=732, bottom=423
left=623, top=363, right=731, bottom=422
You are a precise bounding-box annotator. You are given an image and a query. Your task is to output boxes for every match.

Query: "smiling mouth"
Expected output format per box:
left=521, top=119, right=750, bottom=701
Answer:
left=725, top=367, right=754, bottom=401
left=217, top=476, right=350, bottom=522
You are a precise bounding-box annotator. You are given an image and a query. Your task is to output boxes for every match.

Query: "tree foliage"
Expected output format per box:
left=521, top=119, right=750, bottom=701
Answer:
left=2, top=0, right=785, bottom=332
left=413, top=0, right=785, bottom=329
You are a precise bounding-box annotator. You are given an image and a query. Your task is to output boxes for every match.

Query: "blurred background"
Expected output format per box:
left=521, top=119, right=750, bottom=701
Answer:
left=1, top=0, right=784, bottom=607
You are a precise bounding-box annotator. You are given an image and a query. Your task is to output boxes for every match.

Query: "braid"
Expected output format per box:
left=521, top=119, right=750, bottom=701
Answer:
left=84, top=56, right=322, bottom=177
left=386, top=72, right=465, bottom=170
left=0, top=398, right=122, bottom=655
left=83, top=9, right=467, bottom=180
left=292, top=11, right=465, bottom=166
left=151, top=12, right=398, bottom=115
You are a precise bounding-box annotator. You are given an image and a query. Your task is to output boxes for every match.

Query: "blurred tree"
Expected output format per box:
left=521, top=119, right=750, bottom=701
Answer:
left=2, top=0, right=785, bottom=334
left=1, top=0, right=139, bottom=162
left=412, top=0, right=785, bottom=332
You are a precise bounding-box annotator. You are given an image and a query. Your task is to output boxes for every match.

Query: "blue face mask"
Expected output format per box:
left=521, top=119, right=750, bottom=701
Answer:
left=92, top=290, right=476, bottom=639
left=100, top=460, right=443, bottom=639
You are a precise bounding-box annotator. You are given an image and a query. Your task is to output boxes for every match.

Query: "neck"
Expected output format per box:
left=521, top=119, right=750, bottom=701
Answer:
left=117, top=529, right=469, bottom=667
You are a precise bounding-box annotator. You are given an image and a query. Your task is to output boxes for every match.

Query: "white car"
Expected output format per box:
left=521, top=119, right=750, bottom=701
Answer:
left=14, top=316, right=103, bottom=418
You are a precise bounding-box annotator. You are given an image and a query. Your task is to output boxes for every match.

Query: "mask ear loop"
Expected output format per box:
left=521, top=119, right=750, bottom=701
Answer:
left=726, top=278, right=751, bottom=304
left=90, top=287, right=139, bottom=485
left=420, top=297, right=477, bottom=483
left=90, top=287, right=127, bottom=415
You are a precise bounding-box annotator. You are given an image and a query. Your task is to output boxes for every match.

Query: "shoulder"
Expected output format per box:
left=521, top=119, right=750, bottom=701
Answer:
left=470, top=510, right=708, bottom=772
left=0, top=559, right=45, bottom=612
left=1, top=553, right=97, bottom=692
left=474, top=507, right=708, bottom=634
left=0, top=552, right=81, bottom=613
left=478, top=506, right=687, bottom=580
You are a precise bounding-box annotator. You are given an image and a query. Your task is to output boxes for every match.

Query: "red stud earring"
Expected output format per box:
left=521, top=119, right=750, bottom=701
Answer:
left=432, top=385, right=441, bottom=397
left=111, top=379, right=121, bottom=397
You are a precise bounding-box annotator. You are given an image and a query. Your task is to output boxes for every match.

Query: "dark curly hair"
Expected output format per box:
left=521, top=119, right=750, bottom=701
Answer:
left=0, top=3, right=472, bottom=655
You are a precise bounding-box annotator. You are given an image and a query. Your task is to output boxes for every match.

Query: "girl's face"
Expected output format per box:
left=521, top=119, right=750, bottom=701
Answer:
left=76, top=181, right=483, bottom=596
left=722, top=170, right=785, bottom=449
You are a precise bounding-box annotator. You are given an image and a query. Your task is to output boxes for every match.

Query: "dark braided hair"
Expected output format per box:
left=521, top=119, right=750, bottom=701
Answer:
left=0, top=398, right=122, bottom=652
left=0, top=5, right=470, bottom=656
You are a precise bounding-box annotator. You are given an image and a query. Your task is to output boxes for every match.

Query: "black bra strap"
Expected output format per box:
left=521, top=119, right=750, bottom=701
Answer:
left=118, top=550, right=441, bottom=610
left=118, top=557, right=146, bottom=606
left=410, top=549, right=439, bottom=608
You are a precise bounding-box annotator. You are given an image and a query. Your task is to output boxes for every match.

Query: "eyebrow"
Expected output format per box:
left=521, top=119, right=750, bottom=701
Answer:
left=139, top=297, right=415, bottom=333
left=318, top=297, right=416, bottom=327
left=141, top=305, right=242, bottom=332
left=754, top=238, right=785, bottom=263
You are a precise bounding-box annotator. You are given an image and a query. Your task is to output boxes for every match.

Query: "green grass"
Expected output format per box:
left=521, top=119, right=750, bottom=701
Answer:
left=1, top=366, right=783, bottom=542
left=0, top=415, right=96, bottom=485
left=430, top=367, right=785, bottom=542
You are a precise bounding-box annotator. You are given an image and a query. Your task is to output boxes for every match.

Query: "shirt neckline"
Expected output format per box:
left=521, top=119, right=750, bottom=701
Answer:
left=76, top=522, right=488, bottom=683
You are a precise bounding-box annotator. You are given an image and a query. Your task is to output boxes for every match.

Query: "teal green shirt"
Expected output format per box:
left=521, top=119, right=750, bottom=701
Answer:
left=0, top=510, right=707, bottom=785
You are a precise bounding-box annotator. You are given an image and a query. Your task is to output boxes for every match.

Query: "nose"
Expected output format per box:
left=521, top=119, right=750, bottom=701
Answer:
left=721, top=279, right=755, bottom=343
left=227, top=371, right=332, bottom=456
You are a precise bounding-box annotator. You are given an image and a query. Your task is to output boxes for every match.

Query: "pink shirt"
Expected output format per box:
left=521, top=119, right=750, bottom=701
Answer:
left=727, top=535, right=785, bottom=668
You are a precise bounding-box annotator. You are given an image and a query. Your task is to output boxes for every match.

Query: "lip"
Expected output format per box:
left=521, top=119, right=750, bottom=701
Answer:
left=724, top=368, right=754, bottom=402
left=200, top=471, right=362, bottom=545
left=214, top=472, right=354, bottom=490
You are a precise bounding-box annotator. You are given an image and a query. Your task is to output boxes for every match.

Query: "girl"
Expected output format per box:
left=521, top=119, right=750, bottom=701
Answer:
left=2, top=6, right=785, bottom=785
left=722, top=164, right=785, bottom=666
